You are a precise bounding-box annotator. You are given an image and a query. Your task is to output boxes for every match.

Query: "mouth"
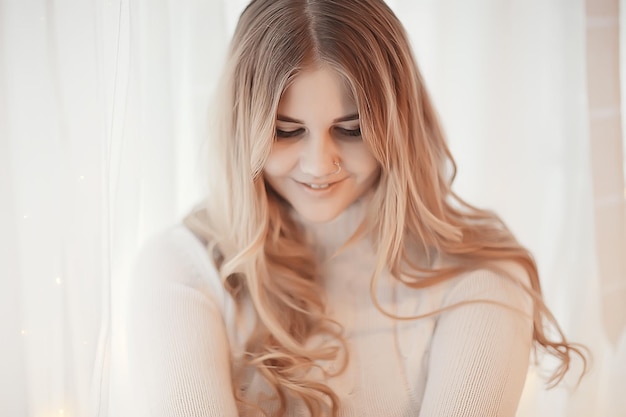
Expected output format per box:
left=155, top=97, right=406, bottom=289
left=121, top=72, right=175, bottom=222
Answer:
left=296, top=179, right=344, bottom=193
left=304, top=183, right=332, bottom=189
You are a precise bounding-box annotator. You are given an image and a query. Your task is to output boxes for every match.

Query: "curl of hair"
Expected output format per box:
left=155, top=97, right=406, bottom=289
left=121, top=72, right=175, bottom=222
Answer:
left=184, top=0, right=588, bottom=415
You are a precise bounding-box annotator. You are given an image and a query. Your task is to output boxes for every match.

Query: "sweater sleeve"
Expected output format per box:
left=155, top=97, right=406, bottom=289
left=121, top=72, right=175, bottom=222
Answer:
left=125, top=226, right=239, bottom=417
left=418, top=264, right=533, bottom=417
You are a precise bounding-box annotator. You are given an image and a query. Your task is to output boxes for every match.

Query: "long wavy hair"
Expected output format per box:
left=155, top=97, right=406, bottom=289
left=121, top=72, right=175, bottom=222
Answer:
left=184, top=0, right=587, bottom=415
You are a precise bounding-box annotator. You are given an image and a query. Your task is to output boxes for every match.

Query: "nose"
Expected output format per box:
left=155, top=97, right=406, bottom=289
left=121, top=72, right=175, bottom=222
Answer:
left=299, top=131, right=341, bottom=179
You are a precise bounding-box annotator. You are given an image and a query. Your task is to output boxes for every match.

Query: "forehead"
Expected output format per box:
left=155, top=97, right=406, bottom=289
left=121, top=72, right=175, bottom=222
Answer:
left=277, top=66, right=357, bottom=119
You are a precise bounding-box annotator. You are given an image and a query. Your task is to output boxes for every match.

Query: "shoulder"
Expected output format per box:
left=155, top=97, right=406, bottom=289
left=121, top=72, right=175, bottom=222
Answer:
left=440, top=260, right=533, bottom=317
left=131, top=224, right=227, bottom=308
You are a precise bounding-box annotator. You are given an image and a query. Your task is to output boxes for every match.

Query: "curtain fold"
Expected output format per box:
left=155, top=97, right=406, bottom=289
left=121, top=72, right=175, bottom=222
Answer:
left=0, top=1, right=623, bottom=416
left=587, top=0, right=626, bottom=351
left=1, top=1, right=105, bottom=416
left=586, top=0, right=626, bottom=414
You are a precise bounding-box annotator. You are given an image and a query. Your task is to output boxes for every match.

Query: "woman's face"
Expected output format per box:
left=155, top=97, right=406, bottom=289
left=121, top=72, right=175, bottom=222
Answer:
left=263, top=66, right=380, bottom=223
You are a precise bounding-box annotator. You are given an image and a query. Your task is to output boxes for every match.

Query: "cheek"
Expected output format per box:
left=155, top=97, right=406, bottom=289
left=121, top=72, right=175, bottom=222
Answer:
left=263, top=146, right=297, bottom=177
left=343, top=144, right=380, bottom=176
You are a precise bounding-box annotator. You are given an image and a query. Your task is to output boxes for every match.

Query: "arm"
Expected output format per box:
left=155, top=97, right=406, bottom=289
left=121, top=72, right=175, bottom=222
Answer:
left=126, top=226, right=239, bottom=417
left=419, top=264, right=533, bottom=417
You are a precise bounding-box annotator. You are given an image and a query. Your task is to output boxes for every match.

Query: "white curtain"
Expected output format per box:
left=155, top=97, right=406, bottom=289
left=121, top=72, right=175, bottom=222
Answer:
left=1, top=1, right=624, bottom=416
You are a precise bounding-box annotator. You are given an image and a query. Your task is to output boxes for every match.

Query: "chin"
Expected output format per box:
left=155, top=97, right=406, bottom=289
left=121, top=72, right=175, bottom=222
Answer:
left=292, top=203, right=346, bottom=224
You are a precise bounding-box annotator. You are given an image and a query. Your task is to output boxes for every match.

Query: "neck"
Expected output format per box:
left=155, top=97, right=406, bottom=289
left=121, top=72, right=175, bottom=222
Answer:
left=289, top=193, right=372, bottom=262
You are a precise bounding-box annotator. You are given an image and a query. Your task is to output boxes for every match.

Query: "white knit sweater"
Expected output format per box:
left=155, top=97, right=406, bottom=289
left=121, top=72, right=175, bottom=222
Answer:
left=126, top=201, right=533, bottom=416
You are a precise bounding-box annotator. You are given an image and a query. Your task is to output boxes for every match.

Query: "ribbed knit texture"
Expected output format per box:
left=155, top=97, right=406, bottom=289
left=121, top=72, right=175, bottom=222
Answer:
left=126, top=201, right=533, bottom=416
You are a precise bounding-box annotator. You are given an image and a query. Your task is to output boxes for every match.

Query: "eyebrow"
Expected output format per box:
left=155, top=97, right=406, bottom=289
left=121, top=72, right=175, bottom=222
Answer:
left=276, top=113, right=359, bottom=124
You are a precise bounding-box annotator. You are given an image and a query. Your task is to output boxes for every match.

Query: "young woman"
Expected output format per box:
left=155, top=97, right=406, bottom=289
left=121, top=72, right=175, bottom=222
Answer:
left=127, top=0, right=586, bottom=416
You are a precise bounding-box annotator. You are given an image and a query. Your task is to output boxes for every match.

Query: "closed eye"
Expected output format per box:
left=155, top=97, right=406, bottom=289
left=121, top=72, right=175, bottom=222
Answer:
left=276, top=128, right=305, bottom=139
left=336, top=127, right=361, bottom=138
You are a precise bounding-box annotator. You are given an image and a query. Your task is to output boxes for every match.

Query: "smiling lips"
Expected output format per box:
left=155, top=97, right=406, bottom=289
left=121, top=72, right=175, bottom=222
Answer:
left=307, top=183, right=331, bottom=189
left=297, top=179, right=344, bottom=193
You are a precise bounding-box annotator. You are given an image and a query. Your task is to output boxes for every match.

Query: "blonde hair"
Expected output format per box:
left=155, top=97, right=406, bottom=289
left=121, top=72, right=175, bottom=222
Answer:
left=184, top=0, right=587, bottom=415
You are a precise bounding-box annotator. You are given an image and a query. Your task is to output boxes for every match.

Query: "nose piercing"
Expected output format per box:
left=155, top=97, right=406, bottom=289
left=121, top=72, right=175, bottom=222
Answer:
left=316, top=161, right=342, bottom=179
left=330, top=161, right=342, bottom=176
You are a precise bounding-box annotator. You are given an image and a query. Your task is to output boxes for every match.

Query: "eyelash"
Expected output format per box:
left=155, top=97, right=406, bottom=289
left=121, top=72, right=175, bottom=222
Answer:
left=275, top=127, right=362, bottom=139
left=275, top=128, right=305, bottom=139
left=339, top=127, right=362, bottom=137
